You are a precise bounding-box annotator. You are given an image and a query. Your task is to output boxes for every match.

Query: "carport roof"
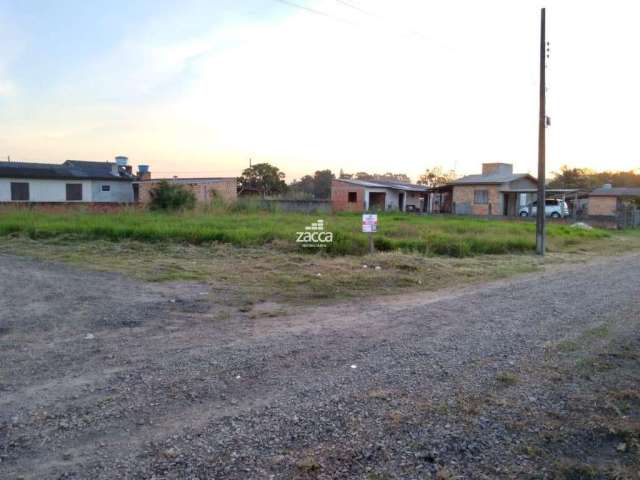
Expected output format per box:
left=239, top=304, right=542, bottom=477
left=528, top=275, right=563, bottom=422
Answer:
left=590, top=187, right=640, bottom=197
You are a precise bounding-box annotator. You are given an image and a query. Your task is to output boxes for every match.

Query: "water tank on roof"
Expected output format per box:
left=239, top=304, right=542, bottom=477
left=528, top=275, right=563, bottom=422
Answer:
left=138, top=165, right=149, bottom=174
left=115, top=156, right=128, bottom=166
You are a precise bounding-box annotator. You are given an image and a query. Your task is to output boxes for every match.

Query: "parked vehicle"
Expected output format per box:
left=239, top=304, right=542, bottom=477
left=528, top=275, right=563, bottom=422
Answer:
left=519, top=199, right=569, bottom=218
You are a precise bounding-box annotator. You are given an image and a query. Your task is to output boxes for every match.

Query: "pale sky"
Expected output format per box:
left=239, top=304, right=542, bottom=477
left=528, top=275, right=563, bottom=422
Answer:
left=1, top=0, right=639, bottom=182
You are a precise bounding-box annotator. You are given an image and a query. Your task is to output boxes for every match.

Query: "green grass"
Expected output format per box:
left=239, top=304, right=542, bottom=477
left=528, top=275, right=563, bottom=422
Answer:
left=0, top=208, right=611, bottom=257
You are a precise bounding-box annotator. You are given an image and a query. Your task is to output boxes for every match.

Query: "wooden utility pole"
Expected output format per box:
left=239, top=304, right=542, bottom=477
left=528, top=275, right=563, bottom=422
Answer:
left=536, top=7, right=547, bottom=256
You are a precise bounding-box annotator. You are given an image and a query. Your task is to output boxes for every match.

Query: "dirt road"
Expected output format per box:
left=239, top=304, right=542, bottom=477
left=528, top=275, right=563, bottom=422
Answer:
left=1, top=253, right=639, bottom=479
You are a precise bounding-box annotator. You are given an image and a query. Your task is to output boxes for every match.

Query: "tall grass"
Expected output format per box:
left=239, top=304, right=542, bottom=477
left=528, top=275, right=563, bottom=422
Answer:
left=0, top=208, right=609, bottom=257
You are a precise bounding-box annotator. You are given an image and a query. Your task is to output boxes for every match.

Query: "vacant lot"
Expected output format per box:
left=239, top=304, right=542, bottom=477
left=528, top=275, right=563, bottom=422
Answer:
left=0, top=209, right=638, bottom=304
left=0, top=208, right=611, bottom=256
left=1, top=253, right=639, bottom=479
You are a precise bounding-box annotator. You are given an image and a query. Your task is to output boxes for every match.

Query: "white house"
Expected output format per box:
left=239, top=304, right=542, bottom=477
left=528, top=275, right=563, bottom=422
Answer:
left=0, top=158, right=135, bottom=203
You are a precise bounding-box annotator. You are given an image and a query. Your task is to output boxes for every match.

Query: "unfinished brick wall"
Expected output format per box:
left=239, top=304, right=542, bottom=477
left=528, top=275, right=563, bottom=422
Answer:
left=137, top=179, right=237, bottom=205
left=331, top=180, right=365, bottom=212
left=452, top=185, right=502, bottom=216
left=588, top=196, right=618, bottom=216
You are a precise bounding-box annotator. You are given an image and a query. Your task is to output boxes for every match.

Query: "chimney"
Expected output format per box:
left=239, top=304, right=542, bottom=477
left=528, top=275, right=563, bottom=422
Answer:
left=482, top=163, right=513, bottom=176
left=137, top=164, right=151, bottom=181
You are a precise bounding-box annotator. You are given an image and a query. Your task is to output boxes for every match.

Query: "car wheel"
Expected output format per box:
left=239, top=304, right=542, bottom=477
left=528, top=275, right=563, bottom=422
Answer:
left=551, top=212, right=560, bottom=218
left=519, top=211, right=528, bottom=217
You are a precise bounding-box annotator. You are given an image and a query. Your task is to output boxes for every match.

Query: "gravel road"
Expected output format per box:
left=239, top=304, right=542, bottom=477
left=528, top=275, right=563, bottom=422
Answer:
left=1, top=253, right=639, bottom=479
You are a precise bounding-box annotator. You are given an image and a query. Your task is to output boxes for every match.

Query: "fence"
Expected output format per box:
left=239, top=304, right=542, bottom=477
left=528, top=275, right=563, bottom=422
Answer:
left=617, top=205, right=640, bottom=228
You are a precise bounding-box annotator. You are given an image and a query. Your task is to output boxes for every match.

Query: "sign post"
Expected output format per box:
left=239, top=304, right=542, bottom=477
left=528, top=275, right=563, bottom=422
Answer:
left=362, top=213, right=378, bottom=254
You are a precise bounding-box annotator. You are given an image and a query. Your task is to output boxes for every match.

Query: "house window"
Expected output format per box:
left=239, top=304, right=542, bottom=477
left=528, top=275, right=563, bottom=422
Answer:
left=10, top=182, right=29, bottom=201
left=101, top=185, right=111, bottom=192
left=348, top=192, right=358, bottom=203
left=66, top=184, right=83, bottom=201
left=474, top=189, right=489, bottom=204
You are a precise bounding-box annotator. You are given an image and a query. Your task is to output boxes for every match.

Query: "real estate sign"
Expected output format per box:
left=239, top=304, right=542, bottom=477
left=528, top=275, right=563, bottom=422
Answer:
left=362, top=214, right=378, bottom=233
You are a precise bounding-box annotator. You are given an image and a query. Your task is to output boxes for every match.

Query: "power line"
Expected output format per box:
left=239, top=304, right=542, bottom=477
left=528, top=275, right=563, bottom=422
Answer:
left=332, top=0, right=455, bottom=51
left=334, top=0, right=373, bottom=17
left=273, top=0, right=356, bottom=25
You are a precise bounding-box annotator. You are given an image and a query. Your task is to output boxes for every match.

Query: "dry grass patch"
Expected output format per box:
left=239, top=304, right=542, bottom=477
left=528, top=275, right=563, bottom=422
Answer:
left=496, top=372, right=519, bottom=386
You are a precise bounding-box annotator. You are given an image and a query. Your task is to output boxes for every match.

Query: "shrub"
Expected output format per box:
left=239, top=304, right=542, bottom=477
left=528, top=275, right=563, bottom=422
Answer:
left=149, top=181, right=196, bottom=211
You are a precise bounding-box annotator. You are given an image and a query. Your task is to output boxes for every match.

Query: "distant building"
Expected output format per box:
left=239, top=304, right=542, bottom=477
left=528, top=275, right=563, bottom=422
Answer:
left=331, top=178, right=428, bottom=212
left=448, top=163, right=538, bottom=216
left=0, top=158, right=135, bottom=203
left=134, top=172, right=237, bottom=205
left=588, top=185, right=640, bottom=217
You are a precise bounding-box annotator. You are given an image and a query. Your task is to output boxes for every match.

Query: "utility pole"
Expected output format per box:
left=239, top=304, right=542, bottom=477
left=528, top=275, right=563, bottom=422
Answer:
left=536, top=7, right=547, bottom=256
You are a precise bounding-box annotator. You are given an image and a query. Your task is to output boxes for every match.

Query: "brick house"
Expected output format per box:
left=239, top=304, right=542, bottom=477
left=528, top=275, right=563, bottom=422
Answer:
left=588, top=185, right=640, bottom=217
left=449, top=163, right=537, bottom=216
left=331, top=178, right=428, bottom=212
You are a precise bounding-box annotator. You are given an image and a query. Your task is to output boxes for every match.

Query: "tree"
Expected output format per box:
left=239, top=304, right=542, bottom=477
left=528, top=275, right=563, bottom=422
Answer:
left=548, top=165, right=640, bottom=190
left=312, top=169, right=334, bottom=199
left=342, top=171, right=413, bottom=182
left=238, top=163, right=288, bottom=197
left=149, top=180, right=196, bottom=211
left=289, top=170, right=335, bottom=199
left=417, top=167, right=457, bottom=187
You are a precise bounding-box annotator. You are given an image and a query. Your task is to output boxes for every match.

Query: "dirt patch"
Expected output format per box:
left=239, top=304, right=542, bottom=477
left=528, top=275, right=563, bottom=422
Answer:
left=0, top=253, right=639, bottom=479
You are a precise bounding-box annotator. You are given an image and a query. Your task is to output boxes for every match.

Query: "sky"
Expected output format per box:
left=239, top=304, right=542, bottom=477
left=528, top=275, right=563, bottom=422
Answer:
left=1, top=0, right=639, bottom=182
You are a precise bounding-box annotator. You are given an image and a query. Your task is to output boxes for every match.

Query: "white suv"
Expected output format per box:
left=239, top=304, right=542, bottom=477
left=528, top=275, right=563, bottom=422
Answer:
left=519, top=199, right=569, bottom=218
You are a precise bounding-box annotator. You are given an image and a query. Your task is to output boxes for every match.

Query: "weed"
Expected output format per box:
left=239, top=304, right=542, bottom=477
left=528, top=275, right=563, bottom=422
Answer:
left=296, top=455, right=321, bottom=472
left=496, top=372, right=519, bottom=386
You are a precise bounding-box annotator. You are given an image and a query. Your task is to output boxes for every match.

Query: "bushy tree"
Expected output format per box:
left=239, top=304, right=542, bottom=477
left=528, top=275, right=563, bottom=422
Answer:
left=340, top=171, right=412, bottom=183
left=417, top=167, right=457, bottom=187
left=549, top=166, right=640, bottom=190
left=290, top=170, right=335, bottom=199
left=238, top=163, right=287, bottom=197
left=149, top=180, right=196, bottom=211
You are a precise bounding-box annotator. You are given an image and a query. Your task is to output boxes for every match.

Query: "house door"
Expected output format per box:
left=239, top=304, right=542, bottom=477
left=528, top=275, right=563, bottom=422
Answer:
left=398, top=192, right=405, bottom=211
left=368, top=192, right=386, bottom=211
left=503, top=193, right=517, bottom=216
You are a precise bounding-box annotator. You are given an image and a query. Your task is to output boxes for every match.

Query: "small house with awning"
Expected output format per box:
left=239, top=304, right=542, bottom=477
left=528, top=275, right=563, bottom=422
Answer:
left=331, top=178, right=428, bottom=212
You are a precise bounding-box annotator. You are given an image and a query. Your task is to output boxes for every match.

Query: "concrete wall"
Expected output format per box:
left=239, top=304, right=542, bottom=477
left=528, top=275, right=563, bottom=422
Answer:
left=0, top=178, right=93, bottom=202
left=588, top=196, right=618, bottom=216
left=0, top=202, right=141, bottom=213
left=262, top=199, right=332, bottom=213
left=331, top=180, right=365, bottom=212
left=91, top=181, right=134, bottom=203
left=0, top=178, right=134, bottom=203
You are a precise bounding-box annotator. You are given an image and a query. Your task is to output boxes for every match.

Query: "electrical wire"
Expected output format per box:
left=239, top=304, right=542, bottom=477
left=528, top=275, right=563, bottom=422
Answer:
left=273, top=0, right=357, bottom=25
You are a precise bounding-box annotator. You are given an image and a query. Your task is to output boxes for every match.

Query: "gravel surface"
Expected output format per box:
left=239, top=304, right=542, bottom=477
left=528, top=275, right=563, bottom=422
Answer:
left=1, top=253, right=639, bottom=479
